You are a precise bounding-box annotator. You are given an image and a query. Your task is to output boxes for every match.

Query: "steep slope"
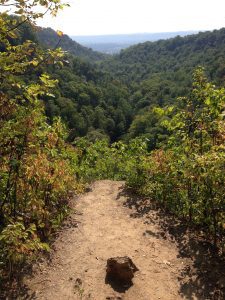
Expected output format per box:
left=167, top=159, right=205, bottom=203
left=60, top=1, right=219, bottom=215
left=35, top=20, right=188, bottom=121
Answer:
left=36, top=27, right=107, bottom=62
left=9, top=22, right=132, bottom=142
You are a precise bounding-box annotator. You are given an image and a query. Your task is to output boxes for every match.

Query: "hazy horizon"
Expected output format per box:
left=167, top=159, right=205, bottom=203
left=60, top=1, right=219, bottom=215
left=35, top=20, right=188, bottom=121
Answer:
left=71, top=30, right=199, bottom=38
left=71, top=30, right=200, bottom=54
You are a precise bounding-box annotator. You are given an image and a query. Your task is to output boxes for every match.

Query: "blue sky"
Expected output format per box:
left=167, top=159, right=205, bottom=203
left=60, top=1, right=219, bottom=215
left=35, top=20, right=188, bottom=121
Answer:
left=38, top=0, right=225, bottom=35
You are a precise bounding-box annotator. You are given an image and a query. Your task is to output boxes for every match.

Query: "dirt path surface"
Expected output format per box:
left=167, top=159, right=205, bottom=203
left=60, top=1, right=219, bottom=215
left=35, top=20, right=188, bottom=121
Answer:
left=23, top=180, right=224, bottom=300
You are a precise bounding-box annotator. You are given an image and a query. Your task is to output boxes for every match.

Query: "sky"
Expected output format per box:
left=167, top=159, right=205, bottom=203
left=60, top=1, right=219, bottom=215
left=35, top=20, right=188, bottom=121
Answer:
left=36, top=0, right=225, bottom=36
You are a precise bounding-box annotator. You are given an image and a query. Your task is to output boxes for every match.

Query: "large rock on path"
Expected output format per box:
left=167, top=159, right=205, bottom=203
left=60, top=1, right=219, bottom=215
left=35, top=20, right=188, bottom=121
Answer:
left=106, top=256, right=138, bottom=284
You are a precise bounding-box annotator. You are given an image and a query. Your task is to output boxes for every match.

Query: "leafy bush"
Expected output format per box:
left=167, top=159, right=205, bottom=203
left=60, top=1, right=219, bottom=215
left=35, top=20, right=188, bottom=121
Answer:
left=75, top=137, right=148, bottom=182
left=125, top=69, right=225, bottom=247
left=0, top=0, right=80, bottom=278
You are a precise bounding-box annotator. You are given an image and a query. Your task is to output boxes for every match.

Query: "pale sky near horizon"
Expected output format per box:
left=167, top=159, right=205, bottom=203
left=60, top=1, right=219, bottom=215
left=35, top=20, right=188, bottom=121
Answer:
left=22, top=0, right=225, bottom=36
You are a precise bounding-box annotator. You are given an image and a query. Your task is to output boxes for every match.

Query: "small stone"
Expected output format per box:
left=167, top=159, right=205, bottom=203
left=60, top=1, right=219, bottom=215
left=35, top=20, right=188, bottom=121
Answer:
left=75, top=278, right=82, bottom=286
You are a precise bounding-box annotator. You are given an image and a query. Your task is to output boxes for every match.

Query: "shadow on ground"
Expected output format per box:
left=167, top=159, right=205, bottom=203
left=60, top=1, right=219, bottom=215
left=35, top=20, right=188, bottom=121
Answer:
left=0, top=273, right=36, bottom=300
left=117, top=186, right=225, bottom=300
left=105, top=273, right=133, bottom=293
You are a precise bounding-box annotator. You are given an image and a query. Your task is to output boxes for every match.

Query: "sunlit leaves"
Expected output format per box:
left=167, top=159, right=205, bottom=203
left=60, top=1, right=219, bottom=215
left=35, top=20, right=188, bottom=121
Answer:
left=115, top=69, right=224, bottom=248
left=0, top=0, right=76, bottom=277
left=0, top=0, right=69, bottom=25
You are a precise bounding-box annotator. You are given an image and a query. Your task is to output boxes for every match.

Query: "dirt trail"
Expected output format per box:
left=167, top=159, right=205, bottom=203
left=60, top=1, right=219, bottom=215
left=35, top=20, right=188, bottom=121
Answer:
left=23, top=180, right=224, bottom=300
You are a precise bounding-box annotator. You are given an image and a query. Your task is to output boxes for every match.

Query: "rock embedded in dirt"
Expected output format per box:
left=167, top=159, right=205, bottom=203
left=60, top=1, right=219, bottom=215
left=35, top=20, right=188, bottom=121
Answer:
left=106, top=256, right=138, bottom=284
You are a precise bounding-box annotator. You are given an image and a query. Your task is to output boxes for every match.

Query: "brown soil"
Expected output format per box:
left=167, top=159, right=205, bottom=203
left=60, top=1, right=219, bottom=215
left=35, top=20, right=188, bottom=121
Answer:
left=17, top=181, right=225, bottom=299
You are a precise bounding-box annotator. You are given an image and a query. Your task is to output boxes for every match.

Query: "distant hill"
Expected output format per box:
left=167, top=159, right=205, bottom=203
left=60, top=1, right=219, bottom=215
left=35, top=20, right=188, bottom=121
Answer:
left=36, top=27, right=106, bottom=61
left=72, top=31, right=198, bottom=54
left=102, top=28, right=225, bottom=84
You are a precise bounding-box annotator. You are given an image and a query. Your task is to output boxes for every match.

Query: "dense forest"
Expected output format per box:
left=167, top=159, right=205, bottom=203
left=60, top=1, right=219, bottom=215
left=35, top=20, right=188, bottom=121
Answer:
left=12, top=24, right=225, bottom=148
left=0, top=0, right=224, bottom=289
left=103, top=29, right=225, bottom=83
